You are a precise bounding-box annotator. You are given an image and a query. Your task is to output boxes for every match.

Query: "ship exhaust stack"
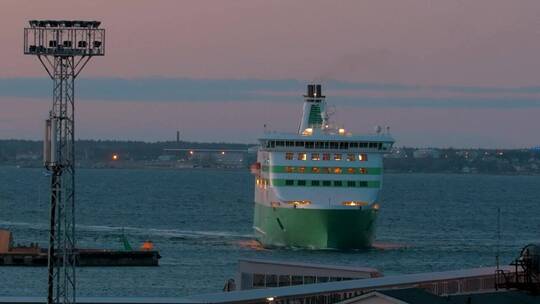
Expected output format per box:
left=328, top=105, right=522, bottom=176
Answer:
left=299, top=84, right=326, bottom=134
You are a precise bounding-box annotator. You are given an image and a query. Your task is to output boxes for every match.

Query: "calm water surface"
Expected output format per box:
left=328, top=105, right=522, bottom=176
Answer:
left=0, top=167, right=539, bottom=296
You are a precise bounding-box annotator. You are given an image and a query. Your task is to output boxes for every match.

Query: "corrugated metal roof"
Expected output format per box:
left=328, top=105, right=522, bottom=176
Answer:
left=238, top=258, right=380, bottom=273
left=183, top=266, right=513, bottom=303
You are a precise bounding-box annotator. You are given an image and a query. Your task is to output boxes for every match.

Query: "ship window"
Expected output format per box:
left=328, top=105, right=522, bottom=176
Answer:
left=253, top=274, right=265, bottom=288
left=323, top=180, right=331, bottom=186
left=333, top=167, right=342, bottom=174
left=323, top=167, right=332, bottom=174
left=265, top=274, right=278, bottom=287
left=297, top=180, right=306, bottom=186
left=339, top=142, right=348, bottom=149
left=285, top=180, right=294, bottom=186
left=311, top=180, right=320, bottom=186
left=298, top=153, right=307, bottom=161
left=350, top=142, right=358, bottom=148
left=347, top=154, right=355, bottom=161
left=359, top=168, right=367, bottom=174
left=317, top=277, right=329, bottom=283
left=334, top=154, right=342, bottom=161
left=323, top=142, right=329, bottom=149
left=311, top=167, right=320, bottom=173
left=286, top=141, right=294, bottom=147
left=315, top=141, right=322, bottom=149
left=292, top=276, right=303, bottom=285
left=334, top=181, right=343, bottom=187
left=360, top=142, right=368, bottom=148
left=330, top=142, right=339, bottom=149
left=276, top=141, right=284, bottom=147
left=347, top=181, right=356, bottom=187
left=369, top=142, right=377, bottom=148
left=270, top=141, right=275, bottom=148
left=323, top=153, right=331, bottom=161
left=359, top=154, right=368, bottom=161
left=311, top=153, right=320, bottom=161
left=295, top=141, right=304, bottom=147
left=378, top=142, right=383, bottom=150
left=304, top=276, right=316, bottom=284
left=285, top=152, right=294, bottom=160
left=347, top=168, right=355, bottom=174
left=279, top=275, right=291, bottom=287
left=298, top=167, right=306, bottom=173
left=305, top=141, right=314, bottom=149
left=359, top=181, right=368, bottom=187
left=285, top=166, right=295, bottom=173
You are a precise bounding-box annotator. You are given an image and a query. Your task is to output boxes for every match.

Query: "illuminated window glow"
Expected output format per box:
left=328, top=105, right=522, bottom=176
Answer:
left=342, top=201, right=368, bottom=207
left=285, top=200, right=311, bottom=206
left=298, top=153, right=307, bottom=161
left=285, top=152, right=294, bottom=160
left=358, top=154, right=368, bottom=161
left=334, top=154, right=342, bottom=161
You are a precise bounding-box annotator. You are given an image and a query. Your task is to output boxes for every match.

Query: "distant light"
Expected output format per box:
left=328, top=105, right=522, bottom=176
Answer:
left=189, top=150, right=194, bottom=155
left=266, top=297, right=275, bottom=302
left=221, top=151, right=226, bottom=155
left=338, top=128, right=346, bottom=135
left=373, top=203, right=380, bottom=210
left=112, top=154, right=119, bottom=161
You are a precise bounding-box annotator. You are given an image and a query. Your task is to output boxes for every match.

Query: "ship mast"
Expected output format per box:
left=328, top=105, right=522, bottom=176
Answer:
left=298, top=84, right=327, bottom=134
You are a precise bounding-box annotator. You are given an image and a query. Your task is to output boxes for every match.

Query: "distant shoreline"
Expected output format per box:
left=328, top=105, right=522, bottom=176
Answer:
left=2, top=165, right=539, bottom=176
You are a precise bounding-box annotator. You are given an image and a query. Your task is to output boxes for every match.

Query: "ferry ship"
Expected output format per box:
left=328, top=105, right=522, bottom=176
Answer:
left=252, top=84, right=394, bottom=249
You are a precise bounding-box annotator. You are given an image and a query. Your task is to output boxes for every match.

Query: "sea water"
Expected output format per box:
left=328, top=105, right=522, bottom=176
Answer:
left=0, top=167, right=539, bottom=296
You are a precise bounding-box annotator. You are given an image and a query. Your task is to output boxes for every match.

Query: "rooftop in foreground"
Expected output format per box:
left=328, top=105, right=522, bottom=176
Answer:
left=0, top=266, right=514, bottom=304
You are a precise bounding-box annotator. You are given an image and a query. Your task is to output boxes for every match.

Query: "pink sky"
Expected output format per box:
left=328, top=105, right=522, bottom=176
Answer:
left=1, top=0, right=540, bottom=147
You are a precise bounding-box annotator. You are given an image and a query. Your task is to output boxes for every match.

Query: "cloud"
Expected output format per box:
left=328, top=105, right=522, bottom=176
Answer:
left=0, top=77, right=539, bottom=108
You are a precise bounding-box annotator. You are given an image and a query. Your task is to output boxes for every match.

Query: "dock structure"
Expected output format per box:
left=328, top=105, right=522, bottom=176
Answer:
left=0, top=230, right=160, bottom=267
left=0, top=266, right=516, bottom=304
left=235, top=259, right=381, bottom=290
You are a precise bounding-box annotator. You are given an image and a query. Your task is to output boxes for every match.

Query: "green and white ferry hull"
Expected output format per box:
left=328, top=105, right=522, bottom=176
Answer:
left=254, top=202, right=378, bottom=249
left=252, top=84, right=394, bottom=250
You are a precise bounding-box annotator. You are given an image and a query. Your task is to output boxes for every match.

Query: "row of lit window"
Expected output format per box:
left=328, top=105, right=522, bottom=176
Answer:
left=284, top=179, right=374, bottom=187
left=257, top=177, right=378, bottom=187
left=256, top=177, right=270, bottom=186
left=285, top=152, right=367, bottom=161
left=284, top=166, right=369, bottom=174
left=264, top=140, right=386, bottom=150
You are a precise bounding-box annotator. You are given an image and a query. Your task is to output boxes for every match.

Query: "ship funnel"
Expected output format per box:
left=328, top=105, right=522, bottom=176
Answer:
left=305, top=84, right=323, bottom=98
left=299, top=84, right=326, bottom=134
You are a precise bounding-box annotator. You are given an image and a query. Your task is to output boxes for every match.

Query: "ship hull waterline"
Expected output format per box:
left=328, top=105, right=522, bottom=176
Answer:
left=253, top=202, right=378, bottom=250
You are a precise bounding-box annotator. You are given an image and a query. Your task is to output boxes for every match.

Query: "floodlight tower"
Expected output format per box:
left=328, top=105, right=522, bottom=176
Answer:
left=24, top=20, right=105, bottom=304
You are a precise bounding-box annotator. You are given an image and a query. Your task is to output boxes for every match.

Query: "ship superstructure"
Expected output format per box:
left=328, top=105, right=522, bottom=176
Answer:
left=252, top=84, right=394, bottom=249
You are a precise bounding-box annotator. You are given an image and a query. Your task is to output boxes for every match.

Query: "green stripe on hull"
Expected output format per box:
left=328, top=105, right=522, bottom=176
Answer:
left=253, top=203, right=377, bottom=250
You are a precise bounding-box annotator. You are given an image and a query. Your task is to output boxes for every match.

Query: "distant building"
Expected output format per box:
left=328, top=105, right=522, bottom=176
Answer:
left=157, top=154, right=175, bottom=161
left=386, top=148, right=408, bottom=159
left=412, top=149, right=440, bottom=159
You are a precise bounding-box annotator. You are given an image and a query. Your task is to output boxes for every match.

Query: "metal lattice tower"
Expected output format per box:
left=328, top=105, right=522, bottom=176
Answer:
left=24, top=20, right=105, bottom=304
